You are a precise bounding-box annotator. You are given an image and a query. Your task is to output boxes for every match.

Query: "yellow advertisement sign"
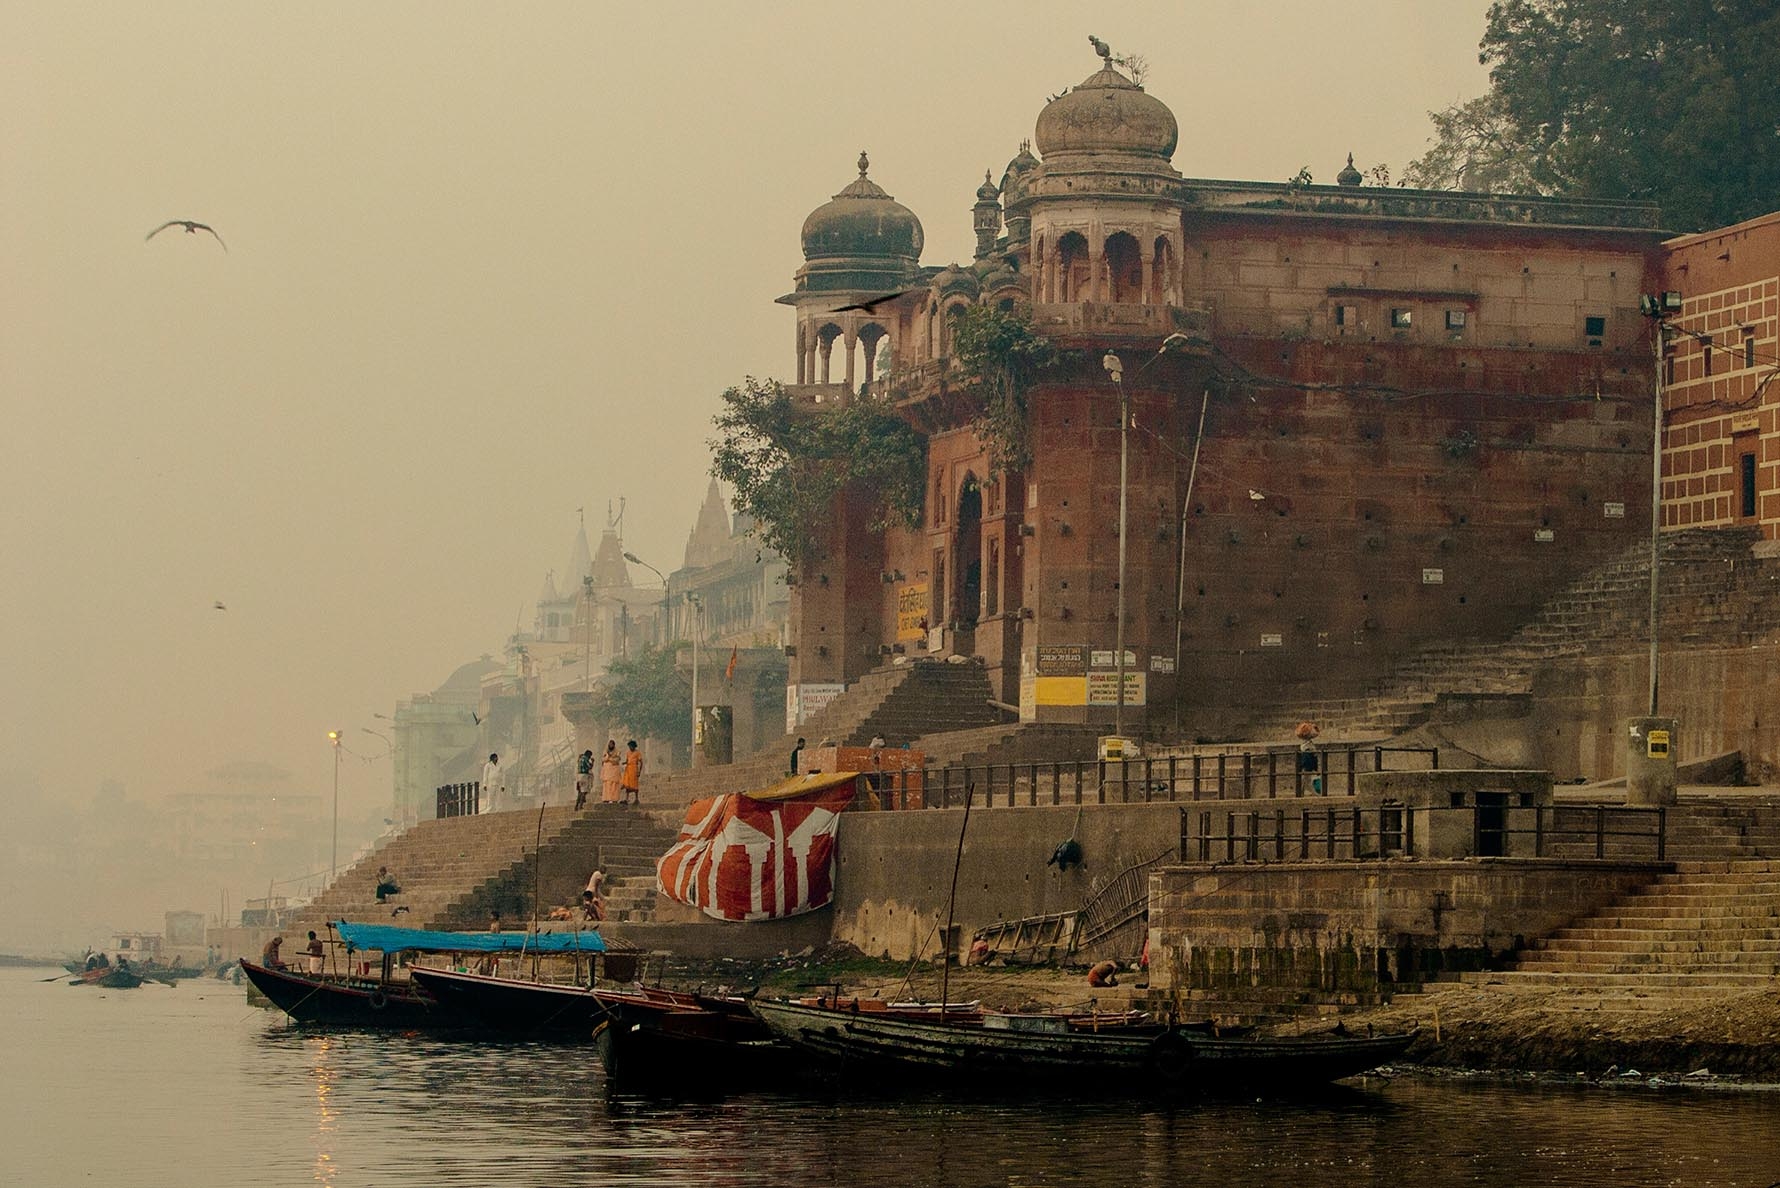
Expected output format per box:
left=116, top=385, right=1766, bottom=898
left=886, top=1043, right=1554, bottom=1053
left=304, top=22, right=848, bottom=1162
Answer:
left=1646, top=729, right=1670, bottom=759
left=896, top=583, right=929, bottom=642
left=1033, top=676, right=1088, bottom=707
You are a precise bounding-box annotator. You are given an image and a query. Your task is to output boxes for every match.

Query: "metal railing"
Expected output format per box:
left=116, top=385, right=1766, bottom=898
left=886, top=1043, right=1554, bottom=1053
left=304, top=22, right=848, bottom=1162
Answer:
left=865, top=744, right=1439, bottom=810
left=1179, top=804, right=1668, bottom=864
left=435, top=782, right=481, bottom=818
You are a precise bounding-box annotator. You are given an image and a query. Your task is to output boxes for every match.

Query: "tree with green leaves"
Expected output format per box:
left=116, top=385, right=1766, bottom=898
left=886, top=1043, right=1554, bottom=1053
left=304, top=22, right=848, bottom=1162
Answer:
left=586, top=642, right=690, bottom=753
left=949, top=304, right=1058, bottom=473
left=709, top=377, right=926, bottom=568
left=1406, top=1, right=1780, bottom=231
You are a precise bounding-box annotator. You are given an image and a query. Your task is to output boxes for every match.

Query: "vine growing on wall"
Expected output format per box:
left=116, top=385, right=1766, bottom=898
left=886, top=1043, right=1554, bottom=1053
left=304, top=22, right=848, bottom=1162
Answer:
left=709, top=376, right=926, bottom=568
left=950, top=303, right=1057, bottom=473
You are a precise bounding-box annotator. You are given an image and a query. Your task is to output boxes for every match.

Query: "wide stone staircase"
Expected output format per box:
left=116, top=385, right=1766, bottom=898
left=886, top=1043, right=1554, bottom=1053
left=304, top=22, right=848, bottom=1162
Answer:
left=290, top=805, right=677, bottom=936
left=645, top=658, right=1012, bottom=805
left=1243, top=527, right=1779, bottom=740
left=1460, top=860, right=1780, bottom=1006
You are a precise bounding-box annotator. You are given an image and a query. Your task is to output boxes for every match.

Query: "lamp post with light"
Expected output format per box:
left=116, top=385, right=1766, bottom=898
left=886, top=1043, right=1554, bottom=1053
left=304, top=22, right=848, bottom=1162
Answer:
left=326, top=729, right=341, bottom=882
left=622, top=551, right=668, bottom=647
left=1101, top=334, right=1194, bottom=745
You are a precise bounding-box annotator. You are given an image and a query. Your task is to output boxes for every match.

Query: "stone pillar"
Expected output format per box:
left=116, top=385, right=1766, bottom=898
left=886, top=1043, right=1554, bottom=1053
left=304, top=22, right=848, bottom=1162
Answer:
left=1625, top=716, right=1678, bottom=805
left=843, top=329, right=857, bottom=391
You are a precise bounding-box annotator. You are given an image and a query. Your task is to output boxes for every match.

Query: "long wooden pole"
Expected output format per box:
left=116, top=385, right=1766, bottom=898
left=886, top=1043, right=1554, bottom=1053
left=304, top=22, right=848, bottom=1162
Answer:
left=938, top=784, right=974, bottom=1016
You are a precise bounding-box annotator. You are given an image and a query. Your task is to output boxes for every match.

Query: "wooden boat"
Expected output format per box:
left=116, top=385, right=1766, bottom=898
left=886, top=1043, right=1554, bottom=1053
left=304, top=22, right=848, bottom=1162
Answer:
left=748, top=999, right=1415, bottom=1092
left=405, top=966, right=679, bottom=1038
left=240, top=920, right=610, bottom=1030
left=69, top=964, right=145, bottom=990
left=594, top=1000, right=801, bottom=1094
left=239, top=958, right=445, bottom=1028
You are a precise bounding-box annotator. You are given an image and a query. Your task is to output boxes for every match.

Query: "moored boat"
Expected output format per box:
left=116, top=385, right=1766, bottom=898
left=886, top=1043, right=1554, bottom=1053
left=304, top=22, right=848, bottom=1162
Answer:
left=406, top=965, right=664, bottom=1038
left=242, top=921, right=610, bottom=1030
left=748, top=999, right=1414, bottom=1092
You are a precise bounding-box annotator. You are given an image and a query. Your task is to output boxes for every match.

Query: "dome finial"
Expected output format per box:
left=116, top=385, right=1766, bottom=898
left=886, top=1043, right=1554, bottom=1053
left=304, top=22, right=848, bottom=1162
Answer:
left=857, top=150, right=870, bottom=178
left=1088, top=34, right=1112, bottom=64
left=1336, top=152, right=1364, bottom=187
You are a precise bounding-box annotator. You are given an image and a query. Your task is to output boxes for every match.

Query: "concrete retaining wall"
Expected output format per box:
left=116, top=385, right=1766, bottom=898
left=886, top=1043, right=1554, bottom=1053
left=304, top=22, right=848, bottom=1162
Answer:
left=832, top=804, right=1182, bottom=961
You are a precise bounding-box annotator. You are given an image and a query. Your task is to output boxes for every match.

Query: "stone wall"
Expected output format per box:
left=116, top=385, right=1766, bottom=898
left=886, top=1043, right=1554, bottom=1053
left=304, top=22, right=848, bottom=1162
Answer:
left=830, top=803, right=1180, bottom=961
left=1147, top=859, right=1658, bottom=1001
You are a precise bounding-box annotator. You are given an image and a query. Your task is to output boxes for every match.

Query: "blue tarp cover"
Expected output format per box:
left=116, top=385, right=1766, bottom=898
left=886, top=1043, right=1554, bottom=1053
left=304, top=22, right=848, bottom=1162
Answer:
left=332, top=921, right=605, bottom=954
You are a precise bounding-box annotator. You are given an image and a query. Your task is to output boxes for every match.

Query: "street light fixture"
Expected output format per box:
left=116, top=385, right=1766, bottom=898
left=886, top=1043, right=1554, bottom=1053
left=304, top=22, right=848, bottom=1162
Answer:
left=1638, top=293, right=1680, bottom=717
left=622, top=551, right=669, bottom=647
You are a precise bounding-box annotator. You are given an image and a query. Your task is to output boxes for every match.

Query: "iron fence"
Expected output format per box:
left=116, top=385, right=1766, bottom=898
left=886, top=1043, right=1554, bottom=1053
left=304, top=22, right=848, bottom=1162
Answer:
left=1178, top=803, right=1668, bottom=864
left=435, top=782, right=481, bottom=818
left=863, top=744, right=1439, bottom=810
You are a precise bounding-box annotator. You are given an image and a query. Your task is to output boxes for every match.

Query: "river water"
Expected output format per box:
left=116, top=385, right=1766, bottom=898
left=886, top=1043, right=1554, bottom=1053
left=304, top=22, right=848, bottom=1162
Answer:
left=5, top=967, right=1777, bottom=1188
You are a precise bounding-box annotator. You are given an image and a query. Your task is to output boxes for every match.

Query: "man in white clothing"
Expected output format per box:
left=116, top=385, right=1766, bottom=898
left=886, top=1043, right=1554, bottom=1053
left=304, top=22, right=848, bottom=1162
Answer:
left=480, top=752, right=504, bottom=814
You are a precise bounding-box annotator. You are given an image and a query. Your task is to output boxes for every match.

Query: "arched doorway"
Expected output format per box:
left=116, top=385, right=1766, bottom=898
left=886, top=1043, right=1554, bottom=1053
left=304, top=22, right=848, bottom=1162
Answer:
left=954, top=473, right=983, bottom=651
left=1106, top=232, right=1143, bottom=303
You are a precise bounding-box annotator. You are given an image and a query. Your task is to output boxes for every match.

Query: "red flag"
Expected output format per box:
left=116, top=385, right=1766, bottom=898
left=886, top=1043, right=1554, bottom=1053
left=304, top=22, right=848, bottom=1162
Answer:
left=724, top=645, right=738, bottom=682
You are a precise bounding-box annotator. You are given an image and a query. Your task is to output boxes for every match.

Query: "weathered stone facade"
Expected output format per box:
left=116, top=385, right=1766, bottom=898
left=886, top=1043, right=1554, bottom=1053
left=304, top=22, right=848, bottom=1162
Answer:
left=782, top=43, right=1671, bottom=739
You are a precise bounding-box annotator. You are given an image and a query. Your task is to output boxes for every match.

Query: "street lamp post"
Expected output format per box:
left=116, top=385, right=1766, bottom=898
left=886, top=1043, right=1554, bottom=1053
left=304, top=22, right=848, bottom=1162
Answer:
left=326, top=729, right=341, bottom=882
left=1102, top=351, right=1130, bottom=741
left=622, top=551, right=668, bottom=647
left=1101, top=334, right=1193, bottom=745
left=687, top=592, right=704, bottom=767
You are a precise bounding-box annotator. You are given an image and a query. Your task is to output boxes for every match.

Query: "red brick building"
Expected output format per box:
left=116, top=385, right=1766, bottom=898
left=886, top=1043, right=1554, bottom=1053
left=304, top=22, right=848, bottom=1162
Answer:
left=780, top=45, right=1669, bottom=738
left=1659, top=212, right=1780, bottom=538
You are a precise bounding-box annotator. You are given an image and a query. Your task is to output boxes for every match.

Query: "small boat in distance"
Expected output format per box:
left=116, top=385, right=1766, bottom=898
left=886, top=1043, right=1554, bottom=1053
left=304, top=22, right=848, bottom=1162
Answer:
left=241, top=921, right=608, bottom=1030
left=748, top=999, right=1415, bottom=1093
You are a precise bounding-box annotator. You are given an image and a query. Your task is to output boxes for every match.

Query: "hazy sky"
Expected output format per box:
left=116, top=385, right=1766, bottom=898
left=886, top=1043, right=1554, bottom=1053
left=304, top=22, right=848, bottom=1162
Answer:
left=1, top=3, right=1491, bottom=827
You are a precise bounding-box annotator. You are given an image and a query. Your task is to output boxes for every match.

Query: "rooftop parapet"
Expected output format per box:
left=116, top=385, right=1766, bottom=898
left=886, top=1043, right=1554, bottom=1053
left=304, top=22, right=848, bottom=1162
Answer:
left=1181, top=178, right=1665, bottom=233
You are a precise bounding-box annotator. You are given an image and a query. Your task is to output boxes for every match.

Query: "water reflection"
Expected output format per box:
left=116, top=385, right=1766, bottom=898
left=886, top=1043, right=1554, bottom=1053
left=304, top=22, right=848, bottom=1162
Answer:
left=6, top=971, right=1779, bottom=1188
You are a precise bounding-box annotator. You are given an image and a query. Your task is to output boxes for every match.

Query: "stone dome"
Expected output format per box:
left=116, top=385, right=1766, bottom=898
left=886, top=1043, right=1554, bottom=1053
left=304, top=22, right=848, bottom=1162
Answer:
left=1034, top=64, right=1178, bottom=161
left=800, top=152, right=924, bottom=262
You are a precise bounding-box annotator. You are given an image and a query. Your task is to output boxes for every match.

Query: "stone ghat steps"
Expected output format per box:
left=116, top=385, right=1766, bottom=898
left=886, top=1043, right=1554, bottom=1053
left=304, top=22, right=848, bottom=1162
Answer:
left=293, top=806, right=675, bottom=934
left=1239, top=527, right=1773, bottom=740
left=1496, top=861, right=1780, bottom=983
left=1459, top=969, right=1778, bottom=989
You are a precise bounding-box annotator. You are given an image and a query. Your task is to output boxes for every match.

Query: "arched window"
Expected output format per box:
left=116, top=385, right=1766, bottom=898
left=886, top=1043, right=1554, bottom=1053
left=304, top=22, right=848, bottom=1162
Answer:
left=858, top=323, right=887, bottom=388
left=1058, top=232, right=1090, bottom=303
left=816, top=323, right=844, bottom=385
left=1151, top=236, right=1177, bottom=306
left=1106, top=232, right=1143, bottom=303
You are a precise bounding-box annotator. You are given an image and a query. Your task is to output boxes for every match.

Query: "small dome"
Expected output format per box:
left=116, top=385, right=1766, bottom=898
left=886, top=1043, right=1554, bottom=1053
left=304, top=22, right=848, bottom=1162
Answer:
left=932, top=265, right=980, bottom=298
left=1336, top=153, right=1364, bottom=187
left=1034, top=63, right=1177, bottom=160
left=976, top=170, right=1000, bottom=203
left=800, top=151, right=924, bottom=262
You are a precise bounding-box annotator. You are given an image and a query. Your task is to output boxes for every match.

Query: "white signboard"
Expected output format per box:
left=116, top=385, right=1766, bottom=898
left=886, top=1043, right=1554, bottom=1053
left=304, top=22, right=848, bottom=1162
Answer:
left=785, top=682, right=845, bottom=732
left=1090, top=649, right=1137, bottom=668
left=1604, top=502, right=1626, bottom=518
left=1149, top=655, right=1175, bottom=673
left=1259, top=633, right=1283, bottom=647
left=1422, top=568, right=1445, bottom=585
left=1533, top=529, right=1555, bottom=543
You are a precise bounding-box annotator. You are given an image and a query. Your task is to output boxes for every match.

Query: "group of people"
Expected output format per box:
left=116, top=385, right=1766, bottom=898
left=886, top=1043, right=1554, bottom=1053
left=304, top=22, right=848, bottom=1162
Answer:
left=573, top=739, right=643, bottom=809
left=480, top=738, right=645, bottom=814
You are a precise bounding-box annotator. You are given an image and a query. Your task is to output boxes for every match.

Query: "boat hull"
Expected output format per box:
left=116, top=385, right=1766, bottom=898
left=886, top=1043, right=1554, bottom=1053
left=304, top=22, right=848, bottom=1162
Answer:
left=405, top=966, right=680, bottom=1037
left=238, top=959, right=448, bottom=1029
left=748, top=1000, right=1412, bottom=1093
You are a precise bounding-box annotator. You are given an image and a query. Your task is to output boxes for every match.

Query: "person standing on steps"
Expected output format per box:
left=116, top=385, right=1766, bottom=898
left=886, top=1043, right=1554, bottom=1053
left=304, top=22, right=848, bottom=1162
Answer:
left=600, top=740, right=622, bottom=804
left=620, top=739, right=643, bottom=805
left=789, top=737, right=806, bottom=776
left=480, top=752, right=504, bottom=814
left=574, top=749, right=595, bottom=810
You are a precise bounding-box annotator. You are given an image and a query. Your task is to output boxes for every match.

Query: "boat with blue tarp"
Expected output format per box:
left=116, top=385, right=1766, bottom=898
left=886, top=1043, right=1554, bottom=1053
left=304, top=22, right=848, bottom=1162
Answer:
left=239, top=921, right=607, bottom=1029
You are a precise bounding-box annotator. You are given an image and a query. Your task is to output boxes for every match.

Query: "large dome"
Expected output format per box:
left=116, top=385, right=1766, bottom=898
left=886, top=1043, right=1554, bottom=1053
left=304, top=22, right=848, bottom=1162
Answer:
left=800, top=152, right=924, bottom=262
left=1034, top=64, right=1178, bottom=161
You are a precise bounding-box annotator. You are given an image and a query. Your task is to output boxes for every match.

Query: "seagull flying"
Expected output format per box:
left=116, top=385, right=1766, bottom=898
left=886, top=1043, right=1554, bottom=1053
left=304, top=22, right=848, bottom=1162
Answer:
left=146, top=220, right=227, bottom=252
left=213, top=600, right=227, bottom=611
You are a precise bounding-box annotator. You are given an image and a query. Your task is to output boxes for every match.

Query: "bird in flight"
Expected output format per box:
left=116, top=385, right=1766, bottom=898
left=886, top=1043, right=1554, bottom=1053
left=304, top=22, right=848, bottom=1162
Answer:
left=146, top=220, right=227, bottom=252
left=213, top=600, right=227, bottom=611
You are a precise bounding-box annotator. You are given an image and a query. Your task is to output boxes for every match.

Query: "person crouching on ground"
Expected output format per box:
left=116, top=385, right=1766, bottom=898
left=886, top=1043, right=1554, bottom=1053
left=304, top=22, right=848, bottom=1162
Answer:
left=375, top=865, right=401, bottom=903
left=262, top=936, right=286, bottom=971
